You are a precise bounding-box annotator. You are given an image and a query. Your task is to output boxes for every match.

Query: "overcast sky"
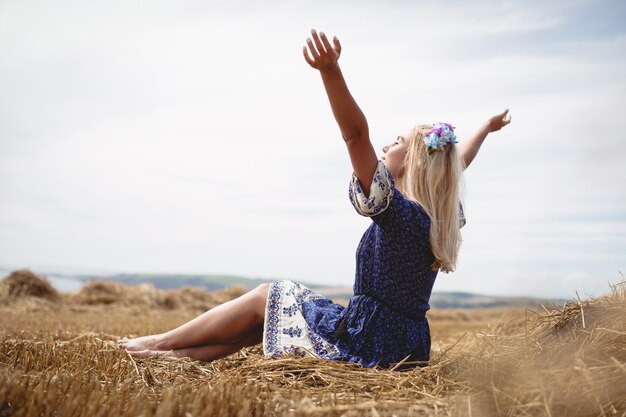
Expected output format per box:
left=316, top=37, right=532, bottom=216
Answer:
left=1, top=0, right=625, bottom=298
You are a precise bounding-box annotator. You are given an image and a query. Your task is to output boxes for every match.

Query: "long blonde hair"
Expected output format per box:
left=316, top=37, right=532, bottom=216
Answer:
left=398, top=124, right=464, bottom=273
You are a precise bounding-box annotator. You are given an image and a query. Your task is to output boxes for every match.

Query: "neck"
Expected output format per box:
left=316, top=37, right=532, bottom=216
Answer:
left=395, top=176, right=406, bottom=196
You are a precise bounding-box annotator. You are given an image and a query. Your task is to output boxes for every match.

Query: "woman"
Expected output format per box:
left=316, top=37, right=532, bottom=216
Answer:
left=118, top=29, right=511, bottom=369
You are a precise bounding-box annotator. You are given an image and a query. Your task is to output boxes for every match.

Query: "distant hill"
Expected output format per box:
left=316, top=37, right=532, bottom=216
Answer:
left=429, top=291, right=565, bottom=309
left=310, top=286, right=564, bottom=309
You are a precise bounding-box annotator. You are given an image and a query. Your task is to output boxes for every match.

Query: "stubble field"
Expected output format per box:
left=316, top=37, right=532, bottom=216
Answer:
left=1, top=270, right=625, bottom=417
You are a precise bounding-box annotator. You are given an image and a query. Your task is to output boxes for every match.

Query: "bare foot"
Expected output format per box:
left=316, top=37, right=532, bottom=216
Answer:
left=117, top=334, right=168, bottom=351
left=127, top=349, right=194, bottom=361
left=127, top=349, right=173, bottom=359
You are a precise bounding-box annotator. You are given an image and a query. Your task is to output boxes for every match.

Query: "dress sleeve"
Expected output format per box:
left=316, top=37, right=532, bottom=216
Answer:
left=348, top=160, right=394, bottom=217
left=459, top=202, right=467, bottom=229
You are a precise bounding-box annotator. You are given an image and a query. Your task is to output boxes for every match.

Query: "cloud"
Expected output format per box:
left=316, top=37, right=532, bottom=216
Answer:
left=1, top=0, right=625, bottom=297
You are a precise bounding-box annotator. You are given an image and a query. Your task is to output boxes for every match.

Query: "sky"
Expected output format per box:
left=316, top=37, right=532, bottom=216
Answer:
left=1, top=0, right=625, bottom=298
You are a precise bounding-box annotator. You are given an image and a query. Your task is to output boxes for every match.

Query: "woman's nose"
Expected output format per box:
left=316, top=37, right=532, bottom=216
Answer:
left=382, top=145, right=389, bottom=153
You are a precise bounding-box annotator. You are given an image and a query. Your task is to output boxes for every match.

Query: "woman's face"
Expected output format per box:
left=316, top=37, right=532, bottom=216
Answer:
left=381, top=128, right=412, bottom=178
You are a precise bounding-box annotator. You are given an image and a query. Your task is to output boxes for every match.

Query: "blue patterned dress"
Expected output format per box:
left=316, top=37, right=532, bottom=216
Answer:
left=263, top=160, right=445, bottom=369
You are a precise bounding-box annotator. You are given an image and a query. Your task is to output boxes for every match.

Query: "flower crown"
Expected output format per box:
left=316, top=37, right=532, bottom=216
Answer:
left=423, top=122, right=458, bottom=153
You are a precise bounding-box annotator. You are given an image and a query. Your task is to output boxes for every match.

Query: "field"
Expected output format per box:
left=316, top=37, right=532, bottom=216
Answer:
left=1, top=270, right=625, bottom=417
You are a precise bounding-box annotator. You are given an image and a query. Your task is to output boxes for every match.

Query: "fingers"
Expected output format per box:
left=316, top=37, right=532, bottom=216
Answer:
left=302, top=45, right=315, bottom=67
left=306, top=37, right=320, bottom=61
left=320, top=32, right=334, bottom=56
left=303, top=29, right=340, bottom=68
left=333, top=36, right=342, bottom=55
left=311, top=29, right=327, bottom=55
left=501, top=108, right=511, bottom=125
left=487, top=108, right=511, bottom=132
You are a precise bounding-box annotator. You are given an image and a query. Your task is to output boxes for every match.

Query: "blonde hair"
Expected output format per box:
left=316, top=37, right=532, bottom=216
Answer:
left=398, top=124, right=464, bottom=273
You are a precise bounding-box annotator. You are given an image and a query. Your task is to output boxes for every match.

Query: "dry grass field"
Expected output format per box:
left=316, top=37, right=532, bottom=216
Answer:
left=0, top=270, right=625, bottom=417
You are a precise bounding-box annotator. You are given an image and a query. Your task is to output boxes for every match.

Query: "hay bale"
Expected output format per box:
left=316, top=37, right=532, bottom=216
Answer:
left=159, top=286, right=219, bottom=311
left=70, top=280, right=159, bottom=307
left=448, top=280, right=626, bottom=416
left=69, top=281, right=245, bottom=311
left=0, top=269, right=60, bottom=301
left=157, top=284, right=247, bottom=311
left=212, top=285, right=247, bottom=304
left=132, top=283, right=160, bottom=306
left=70, top=280, right=127, bottom=305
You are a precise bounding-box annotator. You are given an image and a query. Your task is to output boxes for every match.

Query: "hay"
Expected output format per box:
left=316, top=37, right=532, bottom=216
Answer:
left=0, top=333, right=460, bottom=417
left=447, top=281, right=626, bottom=416
left=158, top=286, right=220, bottom=311
left=0, top=269, right=248, bottom=312
left=158, top=285, right=247, bottom=311
left=0, top=269, right=60, bottom=301
left=211, top=284, right=247, bottom=304
left=68, top=280, right=159, bottom=306
left=69, top=280, right=244, bottom=312
left=1, top=274, right=624, bottom=416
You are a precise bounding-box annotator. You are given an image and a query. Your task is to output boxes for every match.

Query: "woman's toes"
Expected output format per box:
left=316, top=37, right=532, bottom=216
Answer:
left=129, top=349, right=165, bottom=359
left=128, top=349, right=146, bottom=358
left=114, top=335, right=167, bottom=352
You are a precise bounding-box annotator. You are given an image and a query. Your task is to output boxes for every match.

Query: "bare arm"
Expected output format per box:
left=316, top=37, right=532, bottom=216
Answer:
left=303, top=29, right=377, bottom=196
left=461, top=109, right=512, bottom=169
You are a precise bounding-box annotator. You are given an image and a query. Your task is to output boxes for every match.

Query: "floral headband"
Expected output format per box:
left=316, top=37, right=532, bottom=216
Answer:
left=423, top=122, right=458, bottom=153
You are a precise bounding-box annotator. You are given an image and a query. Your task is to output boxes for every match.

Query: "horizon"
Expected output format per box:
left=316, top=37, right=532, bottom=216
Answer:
left=0, top=264, right=609, bottom=300
left=1, top=0, right=625, bottom=299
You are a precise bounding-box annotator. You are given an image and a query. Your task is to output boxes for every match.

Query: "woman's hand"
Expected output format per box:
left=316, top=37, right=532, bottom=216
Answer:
left=303, top=29, right=377, bottom=196
left=461, top=109, right=512, bottom=169
left=303, top=29, right=342, bottom=72
left=485, top=109, right=512, bottom=133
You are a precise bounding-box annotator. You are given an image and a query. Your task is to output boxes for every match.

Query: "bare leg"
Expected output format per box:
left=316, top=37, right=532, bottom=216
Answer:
left=118, top=283, right=269, bottom=351
left=131, top=324, right=263, bottom=361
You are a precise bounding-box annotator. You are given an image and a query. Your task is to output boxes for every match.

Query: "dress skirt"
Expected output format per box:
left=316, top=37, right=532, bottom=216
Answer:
left=263, top=280, right=342, bottom=360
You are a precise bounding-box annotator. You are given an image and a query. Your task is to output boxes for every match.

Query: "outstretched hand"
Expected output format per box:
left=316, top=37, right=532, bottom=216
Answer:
left=485, top=109, right=512, bottom=133
left=303, top=29, right=342, bottom=71
left=461, top=109, right=512, bottom=169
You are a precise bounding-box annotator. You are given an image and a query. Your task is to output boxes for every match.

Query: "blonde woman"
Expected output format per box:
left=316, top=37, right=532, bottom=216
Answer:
left=118, top=29, right=511, bottom=369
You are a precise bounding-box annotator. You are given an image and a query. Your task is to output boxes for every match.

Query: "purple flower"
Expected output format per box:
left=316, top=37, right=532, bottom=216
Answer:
left=424, top=122, right=457, bottom=151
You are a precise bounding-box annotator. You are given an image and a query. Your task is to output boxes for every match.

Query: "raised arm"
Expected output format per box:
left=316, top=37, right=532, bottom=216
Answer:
left=303, top=29, right=378, bottom=196
left=460, top=109, right=512, bottom=169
